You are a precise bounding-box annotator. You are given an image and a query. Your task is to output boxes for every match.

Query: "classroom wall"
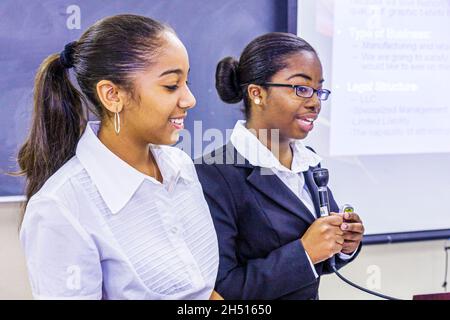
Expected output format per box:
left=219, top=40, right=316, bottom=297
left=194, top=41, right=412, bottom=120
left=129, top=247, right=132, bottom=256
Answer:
left=320, top=238, right=449, bottom=300
left=0, top=202, right=32, bottom=299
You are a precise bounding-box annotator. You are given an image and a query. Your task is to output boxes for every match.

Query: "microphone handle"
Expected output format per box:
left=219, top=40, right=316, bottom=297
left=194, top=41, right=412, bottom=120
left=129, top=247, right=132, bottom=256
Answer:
left=317, top=187, right=336, bottom=267
left=317, top=186, right=330, bottom=217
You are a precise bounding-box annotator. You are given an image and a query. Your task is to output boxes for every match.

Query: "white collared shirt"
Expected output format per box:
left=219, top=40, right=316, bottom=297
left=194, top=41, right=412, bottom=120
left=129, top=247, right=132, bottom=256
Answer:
left=230, top=120, right=354, bottom=277
left=20, top=121, right=219, bottom=300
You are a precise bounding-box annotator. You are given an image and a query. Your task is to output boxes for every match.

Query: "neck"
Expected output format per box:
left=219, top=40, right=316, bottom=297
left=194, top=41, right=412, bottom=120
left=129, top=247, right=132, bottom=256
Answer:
left=98, top=122, right=162, bottom=182
left=245, top=119, right=293, bottom=169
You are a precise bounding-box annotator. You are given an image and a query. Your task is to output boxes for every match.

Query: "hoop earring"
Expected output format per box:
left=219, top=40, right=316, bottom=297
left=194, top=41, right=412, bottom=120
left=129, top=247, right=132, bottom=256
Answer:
left=114, top=106, right=121, bottom=135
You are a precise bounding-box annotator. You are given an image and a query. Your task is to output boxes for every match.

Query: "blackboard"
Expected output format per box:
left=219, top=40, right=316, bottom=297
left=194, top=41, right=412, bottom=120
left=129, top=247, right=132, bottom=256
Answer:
left=0, top=0, right=288, bottom=197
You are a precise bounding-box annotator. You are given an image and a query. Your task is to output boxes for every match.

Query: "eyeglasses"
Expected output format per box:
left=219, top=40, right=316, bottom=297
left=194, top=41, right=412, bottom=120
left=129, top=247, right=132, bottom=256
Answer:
left=262, top=83, right=331, bottom=101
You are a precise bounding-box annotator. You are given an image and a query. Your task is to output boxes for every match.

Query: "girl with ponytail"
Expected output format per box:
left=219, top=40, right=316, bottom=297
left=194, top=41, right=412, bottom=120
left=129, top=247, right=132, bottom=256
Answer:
left=18, top=14, right=220, bottom=300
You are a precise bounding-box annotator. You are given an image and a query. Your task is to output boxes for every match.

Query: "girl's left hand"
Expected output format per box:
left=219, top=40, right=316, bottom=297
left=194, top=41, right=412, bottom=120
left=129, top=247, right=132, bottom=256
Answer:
left=340, top=212, right=364, bottom=254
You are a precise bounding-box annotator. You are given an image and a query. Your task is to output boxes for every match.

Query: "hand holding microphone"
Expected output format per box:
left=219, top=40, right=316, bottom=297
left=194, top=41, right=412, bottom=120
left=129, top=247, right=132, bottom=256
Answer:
left=340, top=209, right=364, bottom=255
left=299, top=167, right=344, bottom=264
left=300, top=214, right=344, bottom=264
left=311, top=168, right=364, bottom=257
left=306, top=168, right=399, bottom=300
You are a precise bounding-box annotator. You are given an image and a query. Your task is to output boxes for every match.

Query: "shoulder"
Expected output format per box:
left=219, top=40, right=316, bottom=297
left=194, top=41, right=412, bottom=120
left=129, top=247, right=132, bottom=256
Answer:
left=31, top=156, right=84, bottom=204
left=194, top=143, right=249, bottom=193
left=194, top=144, right=229, bottom=177
left=21, top=192, right=93, bottom=249
left=194, top=143, right=241, bottom=168
left=23, top=157, right=88, bottom=233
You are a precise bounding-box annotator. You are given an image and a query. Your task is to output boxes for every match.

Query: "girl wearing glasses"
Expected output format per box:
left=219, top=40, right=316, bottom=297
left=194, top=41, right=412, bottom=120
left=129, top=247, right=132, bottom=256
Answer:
left=195, top=32, right=364, bottom=300
left=18, top=15, right=221, bottom=300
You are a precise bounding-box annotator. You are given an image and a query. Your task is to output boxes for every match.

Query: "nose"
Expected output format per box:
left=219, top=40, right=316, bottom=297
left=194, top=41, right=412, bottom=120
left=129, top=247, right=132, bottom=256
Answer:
left=305, top=94, right=321, bottom=114
left=179, top=84, right=196, bottom=110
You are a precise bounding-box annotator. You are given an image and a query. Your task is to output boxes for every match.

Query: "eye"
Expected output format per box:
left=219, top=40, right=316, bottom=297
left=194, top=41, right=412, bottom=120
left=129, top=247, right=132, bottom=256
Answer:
left=165, top=85, right=179, bottom=91
left=296, top=86, right=310, bottom=94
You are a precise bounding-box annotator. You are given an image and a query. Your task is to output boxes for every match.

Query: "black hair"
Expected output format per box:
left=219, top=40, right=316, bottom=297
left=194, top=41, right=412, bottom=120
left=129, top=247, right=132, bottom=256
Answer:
left=17, top=14, right=174, bottom=207
left=215, top=32, right=317, bottom=119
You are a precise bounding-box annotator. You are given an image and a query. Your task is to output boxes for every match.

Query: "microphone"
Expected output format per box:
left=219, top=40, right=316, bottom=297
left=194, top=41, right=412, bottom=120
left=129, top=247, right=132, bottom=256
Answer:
left=312, top=168, right=331, bottom=217
left=312, top=168, right=335, bottom=268
left=311, top=167, right=400, bottom=300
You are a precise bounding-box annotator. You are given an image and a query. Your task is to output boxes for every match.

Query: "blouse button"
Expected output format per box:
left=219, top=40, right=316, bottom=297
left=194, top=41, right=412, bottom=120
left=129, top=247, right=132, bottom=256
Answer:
left=170, top=226, right=179, bottom=234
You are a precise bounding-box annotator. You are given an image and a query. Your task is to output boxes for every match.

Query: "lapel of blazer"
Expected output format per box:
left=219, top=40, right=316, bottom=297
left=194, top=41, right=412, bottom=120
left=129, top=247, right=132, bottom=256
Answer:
left=247, top=168, right=316, bottom=224
left=227, top=142, right=316, bottom=225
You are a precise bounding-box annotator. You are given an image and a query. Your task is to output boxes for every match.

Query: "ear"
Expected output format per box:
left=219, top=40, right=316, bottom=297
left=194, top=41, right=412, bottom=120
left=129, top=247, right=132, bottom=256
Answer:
left=96, top=80, right=124, bottom=114
left=247, top=84, right=267, bottom=106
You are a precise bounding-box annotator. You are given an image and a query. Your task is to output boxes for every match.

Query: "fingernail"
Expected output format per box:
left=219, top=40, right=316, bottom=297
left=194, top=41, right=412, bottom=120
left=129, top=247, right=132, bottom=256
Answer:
left=342, top=223, right=348, bottom=230
left=345, top=213, right=350, bottom=219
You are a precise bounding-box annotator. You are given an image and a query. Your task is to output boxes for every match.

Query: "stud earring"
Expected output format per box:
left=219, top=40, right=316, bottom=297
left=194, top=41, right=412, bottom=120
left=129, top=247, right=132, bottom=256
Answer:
left=254, top=97, right=261, bottom=105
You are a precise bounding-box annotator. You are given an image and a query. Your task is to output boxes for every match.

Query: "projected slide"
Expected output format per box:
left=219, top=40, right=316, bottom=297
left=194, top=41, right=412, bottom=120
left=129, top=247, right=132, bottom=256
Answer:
left=329, top=0, right=450, bottom=156
left=297, top=0, right=450, bottom=238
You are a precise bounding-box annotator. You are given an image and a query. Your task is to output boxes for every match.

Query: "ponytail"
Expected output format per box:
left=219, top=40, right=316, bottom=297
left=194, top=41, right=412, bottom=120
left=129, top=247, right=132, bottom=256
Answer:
left=17, top=53, right=86, bottom=203
left=17, top=14, right=171, bottom=209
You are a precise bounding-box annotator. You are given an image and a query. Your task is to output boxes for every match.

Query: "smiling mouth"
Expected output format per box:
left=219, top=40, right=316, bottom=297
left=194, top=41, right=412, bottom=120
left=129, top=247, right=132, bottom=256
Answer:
left=295, top=115, right=317, bottom=132
left=168, top=117, right=184, bottom=129
left=298, top=118, right=315, bottom=125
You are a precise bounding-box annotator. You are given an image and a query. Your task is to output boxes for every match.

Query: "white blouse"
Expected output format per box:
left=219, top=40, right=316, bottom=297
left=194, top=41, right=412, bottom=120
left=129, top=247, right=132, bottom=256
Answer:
left=20, top=121, right=219, bottom=300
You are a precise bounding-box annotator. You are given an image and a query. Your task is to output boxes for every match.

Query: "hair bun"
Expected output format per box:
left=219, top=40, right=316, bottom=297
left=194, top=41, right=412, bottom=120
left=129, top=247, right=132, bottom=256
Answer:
left=215, top=57, right=242, bottom=104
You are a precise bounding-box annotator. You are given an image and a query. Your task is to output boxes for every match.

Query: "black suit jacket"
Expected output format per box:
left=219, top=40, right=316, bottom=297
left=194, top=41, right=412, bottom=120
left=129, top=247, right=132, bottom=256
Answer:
left=195, top=143, right=361, bottom=300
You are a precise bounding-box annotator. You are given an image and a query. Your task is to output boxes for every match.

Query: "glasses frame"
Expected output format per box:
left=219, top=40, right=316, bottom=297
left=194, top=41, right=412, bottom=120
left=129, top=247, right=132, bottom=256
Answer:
left=262, top=82, right=331, bottom=101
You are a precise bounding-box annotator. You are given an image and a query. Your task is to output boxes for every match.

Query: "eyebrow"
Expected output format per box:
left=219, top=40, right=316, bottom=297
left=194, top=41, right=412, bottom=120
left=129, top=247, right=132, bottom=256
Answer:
left=159, top=68, right=183, bottom=78
left=287, top=73, right=324, bottom=84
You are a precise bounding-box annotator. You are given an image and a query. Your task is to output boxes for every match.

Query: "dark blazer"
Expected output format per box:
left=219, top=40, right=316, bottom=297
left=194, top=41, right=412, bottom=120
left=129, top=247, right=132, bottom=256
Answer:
left=194, top=142, right=361, bottom=300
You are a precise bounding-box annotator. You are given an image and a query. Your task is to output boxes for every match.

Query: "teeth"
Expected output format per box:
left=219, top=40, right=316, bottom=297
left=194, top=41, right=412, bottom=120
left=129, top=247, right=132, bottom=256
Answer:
left=169, top=118, right=184, bottom=125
